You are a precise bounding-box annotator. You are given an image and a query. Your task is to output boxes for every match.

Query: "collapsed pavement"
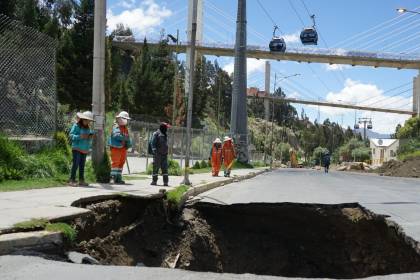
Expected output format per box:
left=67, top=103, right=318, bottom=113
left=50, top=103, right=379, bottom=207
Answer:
left=69, top=196, right=420, bottom=279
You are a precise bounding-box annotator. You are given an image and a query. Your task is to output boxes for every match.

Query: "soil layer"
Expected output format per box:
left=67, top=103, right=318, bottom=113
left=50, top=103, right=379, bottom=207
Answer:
left=72, top=198, right=420, bottom=279
left=377, top=157, right=420, bottom=178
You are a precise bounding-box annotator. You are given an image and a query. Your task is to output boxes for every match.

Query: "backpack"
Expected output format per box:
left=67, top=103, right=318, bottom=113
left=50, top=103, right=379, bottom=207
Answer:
left=148, top=132, right=155, bottom=154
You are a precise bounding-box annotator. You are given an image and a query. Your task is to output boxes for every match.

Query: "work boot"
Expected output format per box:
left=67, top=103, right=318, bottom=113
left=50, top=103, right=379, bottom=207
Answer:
left=78, top=180, right=89, bottom=187
left=115, top=174, right=125, bottom=185
left=163, top=175, right=169, bottom=187
left=151, top=181, right=157, bottom=186
left=67, top=180, right=77, bottom=187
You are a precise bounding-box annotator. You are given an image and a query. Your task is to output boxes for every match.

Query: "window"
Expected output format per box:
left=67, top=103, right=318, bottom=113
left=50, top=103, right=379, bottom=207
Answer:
left=390, top=150, right=395, bottom=157
left=372, top=149, right=376, bottom=155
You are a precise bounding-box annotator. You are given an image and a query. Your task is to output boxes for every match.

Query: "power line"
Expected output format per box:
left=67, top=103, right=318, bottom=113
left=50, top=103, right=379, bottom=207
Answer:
left=256, top=0, right=278, bottom=28
left=357, top=82, right=412, bottom=105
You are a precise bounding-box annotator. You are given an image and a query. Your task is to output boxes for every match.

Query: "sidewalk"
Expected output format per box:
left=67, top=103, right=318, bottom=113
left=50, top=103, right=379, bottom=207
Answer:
left=0, top=168, right=263, bottom=233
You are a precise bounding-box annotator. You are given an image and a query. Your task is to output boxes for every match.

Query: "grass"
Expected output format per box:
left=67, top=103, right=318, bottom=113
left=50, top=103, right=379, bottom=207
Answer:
left=13, top=218, right=77, bottom=243
left=0, top=177, right=67, bottom=192
left=14, top=218, right=49, bottom=230
left=45, top=222, right=77, bottom=243
left=166, top=185, right=189, bottom=205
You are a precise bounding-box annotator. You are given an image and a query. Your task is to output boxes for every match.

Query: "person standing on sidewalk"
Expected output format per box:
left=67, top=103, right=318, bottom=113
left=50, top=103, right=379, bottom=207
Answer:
left=222, top=136, right=236, bottom=177
left=109, top=111, right=132, bottom=184
left=151, top=122, right=171, bottom=186
left=209, top=138, right=223, bottom=177
left=69, top=111, right=94, bottom=186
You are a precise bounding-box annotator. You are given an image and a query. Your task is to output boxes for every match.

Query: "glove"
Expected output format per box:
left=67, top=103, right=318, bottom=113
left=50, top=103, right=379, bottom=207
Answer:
left=152, top=149, right=157, bottom=155
left=208, top=157, right=211, bottom=161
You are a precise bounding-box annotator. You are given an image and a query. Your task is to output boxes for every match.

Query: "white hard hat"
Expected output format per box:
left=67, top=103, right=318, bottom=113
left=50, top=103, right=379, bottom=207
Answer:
left=213, top=138, right=222, bottom=144
left=77, top=111, right=94, bottom=121
left=116, top=111, right=131, bottom=120
left=223, top=136, right=232, bottom=142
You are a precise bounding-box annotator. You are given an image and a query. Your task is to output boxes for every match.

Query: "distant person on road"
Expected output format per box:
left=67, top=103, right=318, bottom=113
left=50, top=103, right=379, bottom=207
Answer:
left=150, top=122, right=171, bottom=186
left=109, top=111, right=132, bottom=184
left=209, top=138, right=223, bottom=177
left=69, top=111, right=94, bottom=187
left=322, top=151, right=331, bottom=174
left=222, top=136, right=236, bottom=177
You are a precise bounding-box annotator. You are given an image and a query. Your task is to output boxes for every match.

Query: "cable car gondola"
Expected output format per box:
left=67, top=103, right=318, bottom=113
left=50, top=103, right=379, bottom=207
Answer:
left=269, top=26, right=286, bottom=52
left=367, top=121, right=373, bottom=130
left=354, top=123, right=360, bottom=130
left=300, top=15, right=318, bottom=45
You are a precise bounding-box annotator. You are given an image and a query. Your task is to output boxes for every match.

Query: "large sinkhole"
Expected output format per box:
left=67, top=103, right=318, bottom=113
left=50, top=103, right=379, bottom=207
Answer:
left=70, top=197, right=420, bottom=279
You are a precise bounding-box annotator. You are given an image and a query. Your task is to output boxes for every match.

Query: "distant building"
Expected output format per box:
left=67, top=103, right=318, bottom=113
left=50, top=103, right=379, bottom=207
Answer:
left=246, top=87, right=268, bottom=104
left=370, top=138, right=399, bottom=166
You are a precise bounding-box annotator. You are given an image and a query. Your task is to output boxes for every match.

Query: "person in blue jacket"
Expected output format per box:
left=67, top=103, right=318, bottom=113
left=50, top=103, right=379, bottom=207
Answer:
left=69, top=111, right=94, bottom=186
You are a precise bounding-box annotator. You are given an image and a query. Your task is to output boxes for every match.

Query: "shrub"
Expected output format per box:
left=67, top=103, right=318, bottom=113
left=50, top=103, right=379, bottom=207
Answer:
left=193, top=161, right=201, bottom=169
left=93, top=149, right=111, bottom=183
left=200, top=160, right=208, bottom=168
left=166, top=185, right=189, bottom=205
left=54, top=131, right=71, bottom=157
left=351, top=147, right=371, bottom=162
left=0, top=135, right=24, bottom=169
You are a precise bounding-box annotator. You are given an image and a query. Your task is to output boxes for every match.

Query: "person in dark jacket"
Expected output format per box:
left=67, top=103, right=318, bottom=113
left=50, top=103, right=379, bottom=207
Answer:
left=322, top=151, right=331, bottom=174
left=151, top=122, right=171, bottom=186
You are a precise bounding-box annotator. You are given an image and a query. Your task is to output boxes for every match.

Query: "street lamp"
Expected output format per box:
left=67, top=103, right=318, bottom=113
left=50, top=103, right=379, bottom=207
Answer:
left=269, top=73, right=300, bottom=169
left=167, top=31, right=179, bottom=158
left=397, top=8, right=420, bottom=15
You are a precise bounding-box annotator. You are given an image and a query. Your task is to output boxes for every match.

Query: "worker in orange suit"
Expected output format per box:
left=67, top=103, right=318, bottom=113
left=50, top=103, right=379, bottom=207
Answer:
left=209, top=138, right=223, bottom=177
left=222, top=136, right=236, bottom=177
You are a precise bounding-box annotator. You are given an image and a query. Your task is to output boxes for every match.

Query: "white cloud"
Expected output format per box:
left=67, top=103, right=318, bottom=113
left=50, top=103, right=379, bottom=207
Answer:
left=315, top=79, right=411, bottom=134
left=119, top=0, right=136, bottom=8
left=283, top=32, right=300, bottom=44
left=223, top=58, right=266, bottom=76
left=287, top=91, right=301, bottom=99
left=324, top=64, right=351, bottom=71
left=107, top=0, right=172, bottom=36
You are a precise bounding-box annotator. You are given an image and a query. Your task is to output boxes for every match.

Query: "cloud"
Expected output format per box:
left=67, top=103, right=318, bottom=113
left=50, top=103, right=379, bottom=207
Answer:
left=119, top=0, right=136, bottom=8
left=315, top=79, right=412, bottom=134
left=283, top=32, right=300, bottom=44
left=324, top=64, right=351, bottom=71
left=287, top=91, right=301, bottom=99
left=107, top=0, right=172, bottom=36
left=223, top=58, right=267, bottom=76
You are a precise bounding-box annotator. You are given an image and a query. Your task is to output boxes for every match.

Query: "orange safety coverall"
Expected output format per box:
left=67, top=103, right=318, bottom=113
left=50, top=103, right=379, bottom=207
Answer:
left=210, top=143, right=223, bottom=176
left=110, top=126, right=129, bottom=179
left=222, top=140, right=236, bottom=174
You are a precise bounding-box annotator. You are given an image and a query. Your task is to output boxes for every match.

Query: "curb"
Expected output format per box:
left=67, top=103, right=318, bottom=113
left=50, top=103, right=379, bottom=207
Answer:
left=179, top=168, right=269, bottom=207
left=0, top=231, right=63, bottom=255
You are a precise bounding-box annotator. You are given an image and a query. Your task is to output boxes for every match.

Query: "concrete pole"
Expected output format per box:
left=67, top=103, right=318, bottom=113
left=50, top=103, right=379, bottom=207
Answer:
left=263, top=61, right=270, bottom=163
left=413, top=72, right=420, bottom=117
left=230, top=0, right=249, bottom=163
left=185, top=0, right=203, bottom=98
left=182, top=0, right=198, bottom=185
left=170, top=30, right=179, bottom=157
left=264, top=61, right=271, bottom=121
left=92, top=0, right=106, bottom=167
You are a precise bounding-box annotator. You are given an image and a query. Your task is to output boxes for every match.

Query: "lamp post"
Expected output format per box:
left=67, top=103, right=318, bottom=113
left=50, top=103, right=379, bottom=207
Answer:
left=269, top=73, right=300, bottom=169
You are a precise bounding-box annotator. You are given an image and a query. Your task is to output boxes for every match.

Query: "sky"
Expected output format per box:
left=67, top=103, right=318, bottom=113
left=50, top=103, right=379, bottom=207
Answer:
left=106, top=0, right=420, bottom=134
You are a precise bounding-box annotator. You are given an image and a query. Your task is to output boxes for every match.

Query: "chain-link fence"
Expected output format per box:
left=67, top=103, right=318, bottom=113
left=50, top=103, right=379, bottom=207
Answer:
left=0, top=14, right=57, bottom=139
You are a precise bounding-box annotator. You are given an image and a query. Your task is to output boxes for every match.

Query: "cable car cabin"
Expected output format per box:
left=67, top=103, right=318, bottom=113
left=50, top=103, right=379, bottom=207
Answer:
left=367, top=123, right=373, bottom=129
left=354, top=124, right=360, bottom=130
left=300, top=28, right=318, bottom=45
left=269, top=37, right=286, bottom=52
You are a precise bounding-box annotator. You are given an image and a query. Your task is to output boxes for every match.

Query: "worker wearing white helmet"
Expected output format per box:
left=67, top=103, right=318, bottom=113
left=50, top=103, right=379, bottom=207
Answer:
left=209, top=138, right=223, bottom=176
left=109, top=111, right=132, bottom=184
left=69, top=111, right=95, bottom=186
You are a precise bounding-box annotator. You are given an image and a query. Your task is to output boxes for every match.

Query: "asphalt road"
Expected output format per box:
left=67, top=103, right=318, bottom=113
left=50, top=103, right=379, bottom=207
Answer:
left=2, top=169, right=420, bottom=280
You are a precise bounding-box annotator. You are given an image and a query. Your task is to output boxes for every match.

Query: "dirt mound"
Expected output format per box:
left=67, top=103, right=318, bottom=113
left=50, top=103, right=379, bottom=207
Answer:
left=71, top=197, right=420, bottom=279
left=377, top=157, right=420, bottom=178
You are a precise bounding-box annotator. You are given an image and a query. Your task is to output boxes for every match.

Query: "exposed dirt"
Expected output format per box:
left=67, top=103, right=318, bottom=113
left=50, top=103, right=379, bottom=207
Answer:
left=377, top=157, right=420, bottom=178
left=72, top=198, right=420, bottom=279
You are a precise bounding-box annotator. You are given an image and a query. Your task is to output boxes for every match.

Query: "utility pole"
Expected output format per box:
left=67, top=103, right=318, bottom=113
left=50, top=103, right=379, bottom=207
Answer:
left=182, top=0, right=198, bottom=186
left=92, top=0, right=106, bottom=167
left=357, top=117, right=373, bottom=141
left=263, top=61, right=270, bottom=164
left=230, top=0, right=249, bottom=163
left=217, top=73, right=222, bottom=137
left=270, top=74, right=277, bottom=169
left=170, top=30, right=179, bottom=157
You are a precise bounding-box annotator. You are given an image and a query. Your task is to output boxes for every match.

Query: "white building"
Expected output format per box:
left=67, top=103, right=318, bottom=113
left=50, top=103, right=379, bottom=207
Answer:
left=370, top=139, right=399, bottom=166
